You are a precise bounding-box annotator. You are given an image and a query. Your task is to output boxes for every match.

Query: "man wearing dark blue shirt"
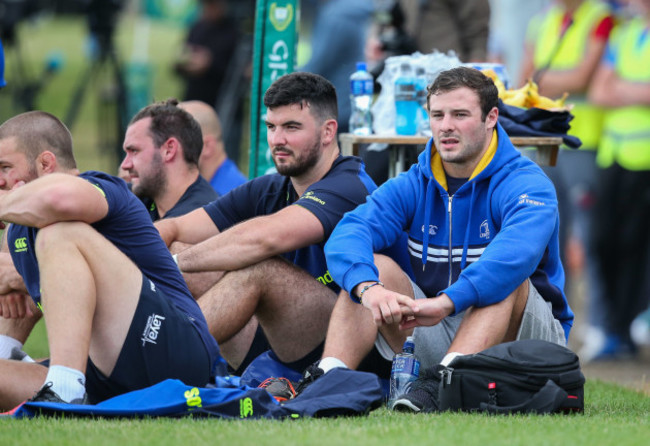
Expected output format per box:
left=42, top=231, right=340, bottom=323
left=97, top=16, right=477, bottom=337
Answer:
left=179, top=100, right=247, bottom=195
left=156, top=72, right=396, bottom=376
left=0, top=111, right=222, bottom=410
left=121, top=99, right=219, bottom=220
left=0, top=99, right=218, bottom=365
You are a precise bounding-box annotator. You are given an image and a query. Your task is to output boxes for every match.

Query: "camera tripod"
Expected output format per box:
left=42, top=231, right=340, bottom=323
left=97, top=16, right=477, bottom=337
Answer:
left=63, top=28, right=127, bottom=168
left=0, top=2, right=59, bottom=121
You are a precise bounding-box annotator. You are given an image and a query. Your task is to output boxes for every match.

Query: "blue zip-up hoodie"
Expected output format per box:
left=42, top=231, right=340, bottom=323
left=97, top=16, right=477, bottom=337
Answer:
left=325, top=123, right=574, bottom=339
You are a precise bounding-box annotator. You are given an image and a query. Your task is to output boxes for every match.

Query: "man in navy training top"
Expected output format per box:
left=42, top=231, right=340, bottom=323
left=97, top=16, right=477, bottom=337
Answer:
left=0, top=111, right=222, bottom=409
left=156, top=72, right=404, bottom=376
left=0, top=99, right=218, bottom=364
left=311, top=66, right=573, bottom=412
left=179, top=100, right=247, bottom=195
left=121, top=98, right=218, bottom=220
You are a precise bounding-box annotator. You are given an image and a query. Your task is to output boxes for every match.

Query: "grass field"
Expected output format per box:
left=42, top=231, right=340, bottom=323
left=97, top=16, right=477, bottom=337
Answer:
left=11, top=313, right=650, bottom=446
left=0, top=379, right=648, bottom=446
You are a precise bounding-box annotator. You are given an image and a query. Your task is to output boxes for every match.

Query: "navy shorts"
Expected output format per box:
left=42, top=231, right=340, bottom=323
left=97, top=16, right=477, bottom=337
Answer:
left=230, top=326, right=323, bottom=376
left=229, top=325, right=271, bottom=376
left=85, top=275, right=212, bottom=403
left=358, top=346, right=393, bottom=380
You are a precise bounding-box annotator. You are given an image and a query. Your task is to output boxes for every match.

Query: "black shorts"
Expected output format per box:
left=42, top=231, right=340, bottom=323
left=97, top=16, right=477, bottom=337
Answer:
left=85, top=275, right=212, bottom=403
left=358, top=346, right=393, bottom=380
left=229, top=325, right=272, bottom=376
left=231, top=325, right=324, bottom=377
left=230, top=326, right=324, bottom=376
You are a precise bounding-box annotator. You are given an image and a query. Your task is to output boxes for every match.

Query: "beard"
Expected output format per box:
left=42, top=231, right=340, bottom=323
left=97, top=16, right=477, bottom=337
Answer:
left=273, top=134, right=321, bottom=177
left=131, top=152, right=167, bottom=199
left=435, top=131, right=486, bottom=166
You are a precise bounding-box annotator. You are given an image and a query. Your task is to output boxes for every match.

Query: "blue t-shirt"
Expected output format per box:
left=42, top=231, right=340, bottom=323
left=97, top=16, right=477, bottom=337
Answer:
left=209, top=158, right=248, bottom=196
left=7, top=171, right=220, bottom=364
left=0, top=38, right=5, bottom=88
left=143, top=175, right=218, bottom=221
left=203, top=156, right=378, bottom=293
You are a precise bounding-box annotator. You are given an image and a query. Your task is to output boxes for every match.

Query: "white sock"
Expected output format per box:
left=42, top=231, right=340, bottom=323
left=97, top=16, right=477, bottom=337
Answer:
left=319, top=357, right=348, bottom=373
left=440, top=352, right=464, bottom=367
left=0, top=334, right=23, bottom=359
left=45, top=365, right=86, bottom=402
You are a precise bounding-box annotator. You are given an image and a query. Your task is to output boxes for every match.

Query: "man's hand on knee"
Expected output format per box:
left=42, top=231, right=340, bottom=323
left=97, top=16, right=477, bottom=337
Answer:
left=399, top=293, right=454, bottom=330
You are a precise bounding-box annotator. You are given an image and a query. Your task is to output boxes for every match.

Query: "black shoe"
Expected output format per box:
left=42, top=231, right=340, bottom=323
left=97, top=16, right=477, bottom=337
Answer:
left=294, top=362, right=325, bottom=396
left=258, top=377, right=297, bottom=402
left=9, top=347, right=28, bottom=361
left=29, top=382, right=88, bottom=405
left=390, top=367, right=441, bottom=413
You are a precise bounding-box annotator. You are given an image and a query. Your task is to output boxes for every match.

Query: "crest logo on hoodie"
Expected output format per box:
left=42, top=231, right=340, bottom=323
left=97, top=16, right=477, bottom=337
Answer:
left=421, top=224, right=438, bottom=235
left=480, top=220, right=490, bottom=239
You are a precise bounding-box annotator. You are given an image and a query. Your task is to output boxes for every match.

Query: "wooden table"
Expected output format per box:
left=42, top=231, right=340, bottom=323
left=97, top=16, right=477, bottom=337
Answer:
left=339, top=134, right=563, bottom=177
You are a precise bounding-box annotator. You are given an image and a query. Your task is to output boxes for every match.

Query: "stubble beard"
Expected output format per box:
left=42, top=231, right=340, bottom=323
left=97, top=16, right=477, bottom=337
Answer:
left=437, top=131, right=487, bottom=167
left=131, top=152, right=167, bottom=200
left=274, top=135, right=322, bottom=177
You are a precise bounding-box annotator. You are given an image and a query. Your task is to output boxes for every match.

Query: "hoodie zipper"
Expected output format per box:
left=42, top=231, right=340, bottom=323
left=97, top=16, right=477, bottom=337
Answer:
left=448, top=195, right=453, bottom=287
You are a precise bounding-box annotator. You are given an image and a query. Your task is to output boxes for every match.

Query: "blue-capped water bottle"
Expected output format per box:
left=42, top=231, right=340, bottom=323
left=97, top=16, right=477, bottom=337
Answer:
left=388, top=335, right=420, bottom=407
left=349, top=61, right=374, bottom=135
left=415, top=66, right=429, bottom=135
left=394, top=62, right=418, bottom=135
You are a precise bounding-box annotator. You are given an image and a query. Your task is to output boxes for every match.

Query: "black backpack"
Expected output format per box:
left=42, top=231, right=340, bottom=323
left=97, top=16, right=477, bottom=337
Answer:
left=438, top=340, right=585, bottom=414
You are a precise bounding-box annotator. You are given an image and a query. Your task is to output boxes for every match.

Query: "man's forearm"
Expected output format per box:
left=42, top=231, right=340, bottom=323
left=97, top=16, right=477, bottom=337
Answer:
left=177, top=226, right=274, bottom=273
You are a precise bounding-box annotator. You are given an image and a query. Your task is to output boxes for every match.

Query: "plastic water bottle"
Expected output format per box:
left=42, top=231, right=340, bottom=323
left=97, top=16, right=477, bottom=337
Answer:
left=415, top=66, right=429, bottom=136
left=388, top=336, right=420, bottom=407
left=394, top=63, right=419, bottom=135
left=349, top=61, right=374, bottom=135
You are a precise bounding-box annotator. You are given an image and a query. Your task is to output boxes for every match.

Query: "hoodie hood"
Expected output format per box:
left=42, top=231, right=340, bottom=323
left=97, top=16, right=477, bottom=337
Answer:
left=417, top=122, right=520, bottom=185
left=415, top=122, right=519, bottom=270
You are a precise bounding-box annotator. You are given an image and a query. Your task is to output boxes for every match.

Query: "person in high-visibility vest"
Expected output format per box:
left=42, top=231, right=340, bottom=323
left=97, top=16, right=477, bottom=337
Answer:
left=519, top=0, right=615, bottom=344
left=586, top=0, right=650, bottom=360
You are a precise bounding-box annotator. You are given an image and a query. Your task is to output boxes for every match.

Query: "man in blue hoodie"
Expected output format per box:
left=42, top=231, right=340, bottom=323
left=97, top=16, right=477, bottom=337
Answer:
left=308, top=66, right=573, bottom=412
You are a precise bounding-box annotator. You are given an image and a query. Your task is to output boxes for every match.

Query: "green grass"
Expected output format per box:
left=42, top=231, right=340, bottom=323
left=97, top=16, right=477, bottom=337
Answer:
left=0, top=380, right=648, bottom=446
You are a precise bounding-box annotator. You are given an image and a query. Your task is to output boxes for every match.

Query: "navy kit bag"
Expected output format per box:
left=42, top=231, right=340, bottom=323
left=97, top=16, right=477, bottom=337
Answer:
left=6, top=369, right=383, bottom=419
left=438, top=340, right=585, bottom=414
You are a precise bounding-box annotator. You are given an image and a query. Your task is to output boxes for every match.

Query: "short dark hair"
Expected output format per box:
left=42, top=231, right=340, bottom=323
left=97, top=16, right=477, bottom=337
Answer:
left=427, top=66, right=498, bottom=121
left=129, top=98, right=203, bottom=166
left=0, top=111, right=77, bottom=169
left=263, top=72, right=338, bottom=123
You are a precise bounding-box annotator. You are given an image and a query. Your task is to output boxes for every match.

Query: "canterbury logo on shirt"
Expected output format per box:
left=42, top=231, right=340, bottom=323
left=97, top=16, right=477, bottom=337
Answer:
left=14, top=237, right=28, bottom=253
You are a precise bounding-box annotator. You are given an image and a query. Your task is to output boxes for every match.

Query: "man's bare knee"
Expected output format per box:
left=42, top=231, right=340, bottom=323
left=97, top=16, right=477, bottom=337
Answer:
left=34, top=221, right=92, bottom=255
left=237, top=256, right=298, bottom=295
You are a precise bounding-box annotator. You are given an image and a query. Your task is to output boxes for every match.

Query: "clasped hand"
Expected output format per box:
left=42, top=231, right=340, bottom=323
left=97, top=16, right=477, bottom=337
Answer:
left=361, top=286, right=455, bottom=330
